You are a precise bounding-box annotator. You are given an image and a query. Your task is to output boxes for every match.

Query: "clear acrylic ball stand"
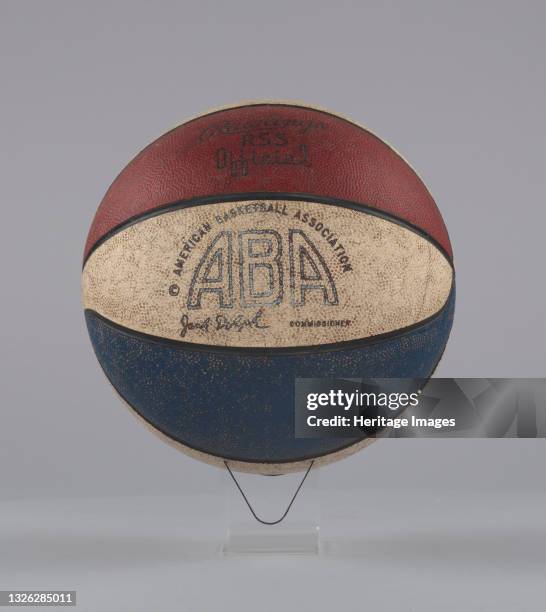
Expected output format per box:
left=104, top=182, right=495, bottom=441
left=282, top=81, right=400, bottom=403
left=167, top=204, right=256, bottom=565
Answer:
left=220, top=465, right=321, bottom=555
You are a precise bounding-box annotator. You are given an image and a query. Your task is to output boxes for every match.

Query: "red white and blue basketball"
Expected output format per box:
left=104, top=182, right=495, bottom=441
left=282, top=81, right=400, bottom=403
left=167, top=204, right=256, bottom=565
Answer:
left=82, top=102, right=455, bottom=474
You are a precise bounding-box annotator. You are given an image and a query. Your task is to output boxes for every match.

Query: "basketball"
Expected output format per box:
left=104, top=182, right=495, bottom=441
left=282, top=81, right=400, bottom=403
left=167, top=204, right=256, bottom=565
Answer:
left=82, top=102, right=455, bottom=474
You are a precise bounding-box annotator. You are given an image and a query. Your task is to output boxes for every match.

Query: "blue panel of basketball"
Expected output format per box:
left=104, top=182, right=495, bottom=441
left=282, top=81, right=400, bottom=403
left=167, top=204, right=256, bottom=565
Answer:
left=85, top=285, right=455, bottom=464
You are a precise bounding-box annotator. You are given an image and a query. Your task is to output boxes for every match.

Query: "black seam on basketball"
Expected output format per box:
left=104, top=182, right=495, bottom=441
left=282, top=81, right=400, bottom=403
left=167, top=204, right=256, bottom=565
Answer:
left=83, top=193, right=454, bottom=267
left=84, top=282, right=454, bottom=356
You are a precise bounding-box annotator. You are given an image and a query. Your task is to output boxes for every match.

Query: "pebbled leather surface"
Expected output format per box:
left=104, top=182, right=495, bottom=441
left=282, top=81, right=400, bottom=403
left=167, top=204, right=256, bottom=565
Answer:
left=84, top=103, right=452, bottom=260
left=82, top=198, right=453, bottom=346
left=84, top=285, right=455, bottom=470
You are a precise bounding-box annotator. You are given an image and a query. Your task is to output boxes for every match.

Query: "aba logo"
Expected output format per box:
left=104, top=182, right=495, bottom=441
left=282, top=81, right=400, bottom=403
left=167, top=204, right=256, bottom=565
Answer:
left=188, top=229, right=339, bottom=310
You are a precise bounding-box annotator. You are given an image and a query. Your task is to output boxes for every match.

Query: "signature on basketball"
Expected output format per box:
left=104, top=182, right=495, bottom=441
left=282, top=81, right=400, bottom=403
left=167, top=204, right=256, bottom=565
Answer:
left=180, top=308, right=269, bottom=338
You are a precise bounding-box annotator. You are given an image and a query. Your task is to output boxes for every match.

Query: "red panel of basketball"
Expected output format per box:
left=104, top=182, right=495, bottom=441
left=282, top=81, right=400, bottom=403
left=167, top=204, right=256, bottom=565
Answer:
left=84, top=103, right=451, bottom=260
